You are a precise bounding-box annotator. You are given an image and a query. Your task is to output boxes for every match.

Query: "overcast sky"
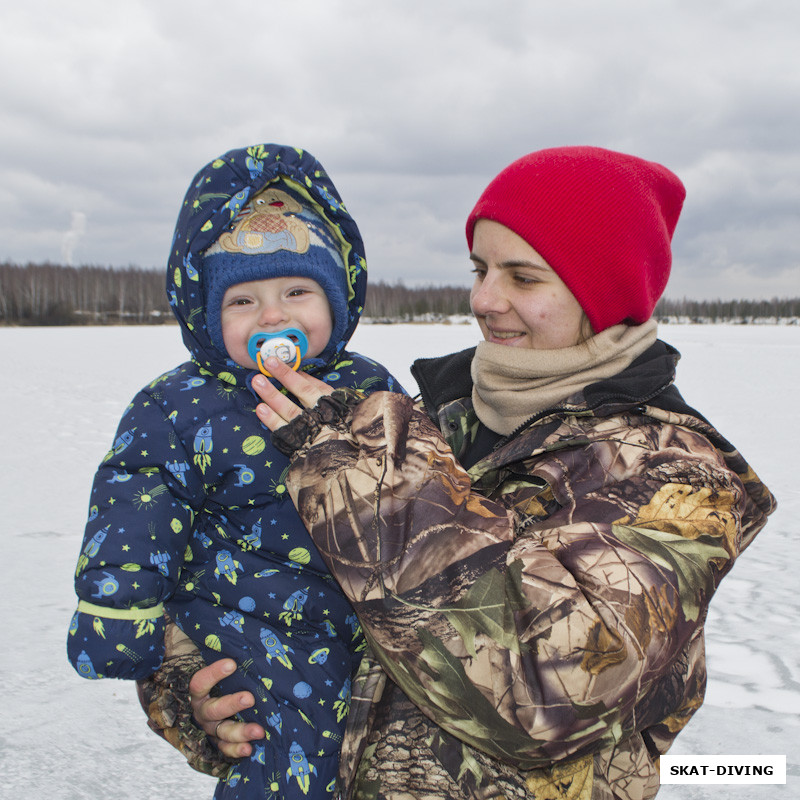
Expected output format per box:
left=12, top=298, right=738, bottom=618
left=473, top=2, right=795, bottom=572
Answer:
left=2, top=0, right=798, bottom=300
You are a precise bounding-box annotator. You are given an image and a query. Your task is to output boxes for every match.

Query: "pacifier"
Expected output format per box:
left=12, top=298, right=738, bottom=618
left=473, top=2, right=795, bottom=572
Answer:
left=247, top=329, right=309, bottom=377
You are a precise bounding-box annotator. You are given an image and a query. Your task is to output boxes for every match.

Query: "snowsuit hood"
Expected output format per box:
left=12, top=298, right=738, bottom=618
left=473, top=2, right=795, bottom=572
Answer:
left=167, top=144, right=367, bottom=370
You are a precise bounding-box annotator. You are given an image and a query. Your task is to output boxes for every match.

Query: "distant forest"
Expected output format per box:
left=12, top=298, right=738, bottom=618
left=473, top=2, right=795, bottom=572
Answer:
left=1, top=261, right=798, bottom=325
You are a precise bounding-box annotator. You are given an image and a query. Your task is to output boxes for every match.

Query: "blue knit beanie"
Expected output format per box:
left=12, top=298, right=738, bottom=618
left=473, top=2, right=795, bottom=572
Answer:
left=203, top=178, right=348, bottom=358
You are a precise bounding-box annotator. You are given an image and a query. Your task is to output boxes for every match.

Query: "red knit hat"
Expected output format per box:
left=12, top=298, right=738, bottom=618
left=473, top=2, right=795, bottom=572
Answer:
left=466, top=146, right=686, bottom=332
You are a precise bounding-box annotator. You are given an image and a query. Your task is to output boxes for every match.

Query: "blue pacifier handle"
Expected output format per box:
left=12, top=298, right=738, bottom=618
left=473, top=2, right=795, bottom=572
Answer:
left=247, top=328, right=309, bottom=365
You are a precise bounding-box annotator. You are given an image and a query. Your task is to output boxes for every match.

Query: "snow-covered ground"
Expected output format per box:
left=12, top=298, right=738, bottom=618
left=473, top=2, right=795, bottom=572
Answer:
left=1, top=322, right=796, bottom=799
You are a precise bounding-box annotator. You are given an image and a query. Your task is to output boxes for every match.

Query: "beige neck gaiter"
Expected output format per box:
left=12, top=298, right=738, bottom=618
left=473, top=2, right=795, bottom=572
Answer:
left=471, top=319, right=658, bottom=435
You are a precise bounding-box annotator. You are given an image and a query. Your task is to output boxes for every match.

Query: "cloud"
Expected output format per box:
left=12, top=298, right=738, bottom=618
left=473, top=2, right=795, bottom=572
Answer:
left=1, top=0, right=798, bottom=298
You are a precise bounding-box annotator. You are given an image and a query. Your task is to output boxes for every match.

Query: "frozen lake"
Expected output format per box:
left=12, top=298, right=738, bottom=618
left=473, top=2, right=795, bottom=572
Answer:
left=1, top=322, right=797, bottom=799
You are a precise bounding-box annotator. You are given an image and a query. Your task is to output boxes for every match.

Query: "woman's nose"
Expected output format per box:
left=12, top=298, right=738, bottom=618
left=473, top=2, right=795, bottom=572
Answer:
left=471, top=271, right=507, bottom=315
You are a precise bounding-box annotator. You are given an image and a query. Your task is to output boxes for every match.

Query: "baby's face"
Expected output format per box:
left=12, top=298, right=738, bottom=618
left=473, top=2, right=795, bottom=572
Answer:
left=220, top=277, right=333, bottom=369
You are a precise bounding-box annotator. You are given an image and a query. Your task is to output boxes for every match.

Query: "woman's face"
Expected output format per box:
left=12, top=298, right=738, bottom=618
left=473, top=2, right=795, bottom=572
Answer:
left=470, top=220, right=587, bottom=350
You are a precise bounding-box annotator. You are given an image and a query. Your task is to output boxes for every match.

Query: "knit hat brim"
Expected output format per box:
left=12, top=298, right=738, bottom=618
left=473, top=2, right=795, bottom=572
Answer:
left=203, top=249, right=347, bottom=357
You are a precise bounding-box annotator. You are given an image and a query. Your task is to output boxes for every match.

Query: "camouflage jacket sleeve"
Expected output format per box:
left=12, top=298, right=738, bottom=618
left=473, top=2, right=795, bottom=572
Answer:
left=136, top=620, right=235, bottom=777
left=276, top=389, right=751, bottom=768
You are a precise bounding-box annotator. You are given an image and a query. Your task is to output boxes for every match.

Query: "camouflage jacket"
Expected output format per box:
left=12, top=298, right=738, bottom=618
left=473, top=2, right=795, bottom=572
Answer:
left=271, top=340, right=775, bottom=800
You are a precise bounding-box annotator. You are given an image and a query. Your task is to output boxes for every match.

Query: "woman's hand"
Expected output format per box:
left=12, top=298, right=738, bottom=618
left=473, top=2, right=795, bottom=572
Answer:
left=189, top=659, right=266, bottom=758
left=252, top=357, right=333, bottom=431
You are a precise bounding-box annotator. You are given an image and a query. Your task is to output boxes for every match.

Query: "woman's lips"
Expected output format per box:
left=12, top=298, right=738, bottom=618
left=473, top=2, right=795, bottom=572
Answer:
left=487, top=328, right=525, bottom=344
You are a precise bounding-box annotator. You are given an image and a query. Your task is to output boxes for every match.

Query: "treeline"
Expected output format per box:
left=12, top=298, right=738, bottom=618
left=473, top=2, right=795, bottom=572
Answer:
left=364, top=281, right=472, bottom=320
left=1, top=262, right=798, bottom=325
left=0, top=262, right=170, bottom=325
left=0, top=261, right=473, bottom=325
left=654, top=296, right=800, bottom=322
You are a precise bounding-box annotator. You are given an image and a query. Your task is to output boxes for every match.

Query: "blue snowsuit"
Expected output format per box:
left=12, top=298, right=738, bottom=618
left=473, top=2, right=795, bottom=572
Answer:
left=67, top=144, right=403, bottom=799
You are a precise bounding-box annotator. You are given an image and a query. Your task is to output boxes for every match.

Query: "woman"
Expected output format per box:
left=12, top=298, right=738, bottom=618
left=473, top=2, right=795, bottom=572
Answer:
left=144, top=147, right=775, bottom=799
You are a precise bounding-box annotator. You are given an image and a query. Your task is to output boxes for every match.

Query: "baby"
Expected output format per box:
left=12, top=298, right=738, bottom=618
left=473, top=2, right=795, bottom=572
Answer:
left=68, top=143, right=403, bottom=800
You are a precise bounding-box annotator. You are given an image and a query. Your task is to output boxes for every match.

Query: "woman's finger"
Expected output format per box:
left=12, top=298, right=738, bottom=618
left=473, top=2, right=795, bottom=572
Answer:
left=188, top=659, right=265, bottom=758
left=197, top=690, right=256, bottom=727
left=189, top=658, right=236, bottom=699
left=255, top=358, right=332, bottom=408
left=212, top=717, right=267, bottom=759
left=251, top=372, right=303, bottom=426
left=213, top=718, right=266, bottom=744
left=188, top=661, right=254, bottom=730
left=255, top=397, right=290, bottom=432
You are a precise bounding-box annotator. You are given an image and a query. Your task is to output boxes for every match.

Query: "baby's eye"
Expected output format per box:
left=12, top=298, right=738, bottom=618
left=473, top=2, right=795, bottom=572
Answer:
left=227, top=297, right=251, bottom=306
left=287, top=288, right=310, bottom=297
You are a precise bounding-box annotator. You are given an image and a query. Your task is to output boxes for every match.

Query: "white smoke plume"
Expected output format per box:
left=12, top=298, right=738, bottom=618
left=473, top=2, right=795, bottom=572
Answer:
left=61, top=211, right=87, bottom=266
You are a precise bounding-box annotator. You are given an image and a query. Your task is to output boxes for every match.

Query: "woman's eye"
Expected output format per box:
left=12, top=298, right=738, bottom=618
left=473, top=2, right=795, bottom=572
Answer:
left=470, top=267, right=486, bottom=280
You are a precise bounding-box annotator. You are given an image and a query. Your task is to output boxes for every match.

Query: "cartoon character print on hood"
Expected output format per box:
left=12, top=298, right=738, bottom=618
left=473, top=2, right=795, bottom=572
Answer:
left=169, top=143, right=366, bottom=371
